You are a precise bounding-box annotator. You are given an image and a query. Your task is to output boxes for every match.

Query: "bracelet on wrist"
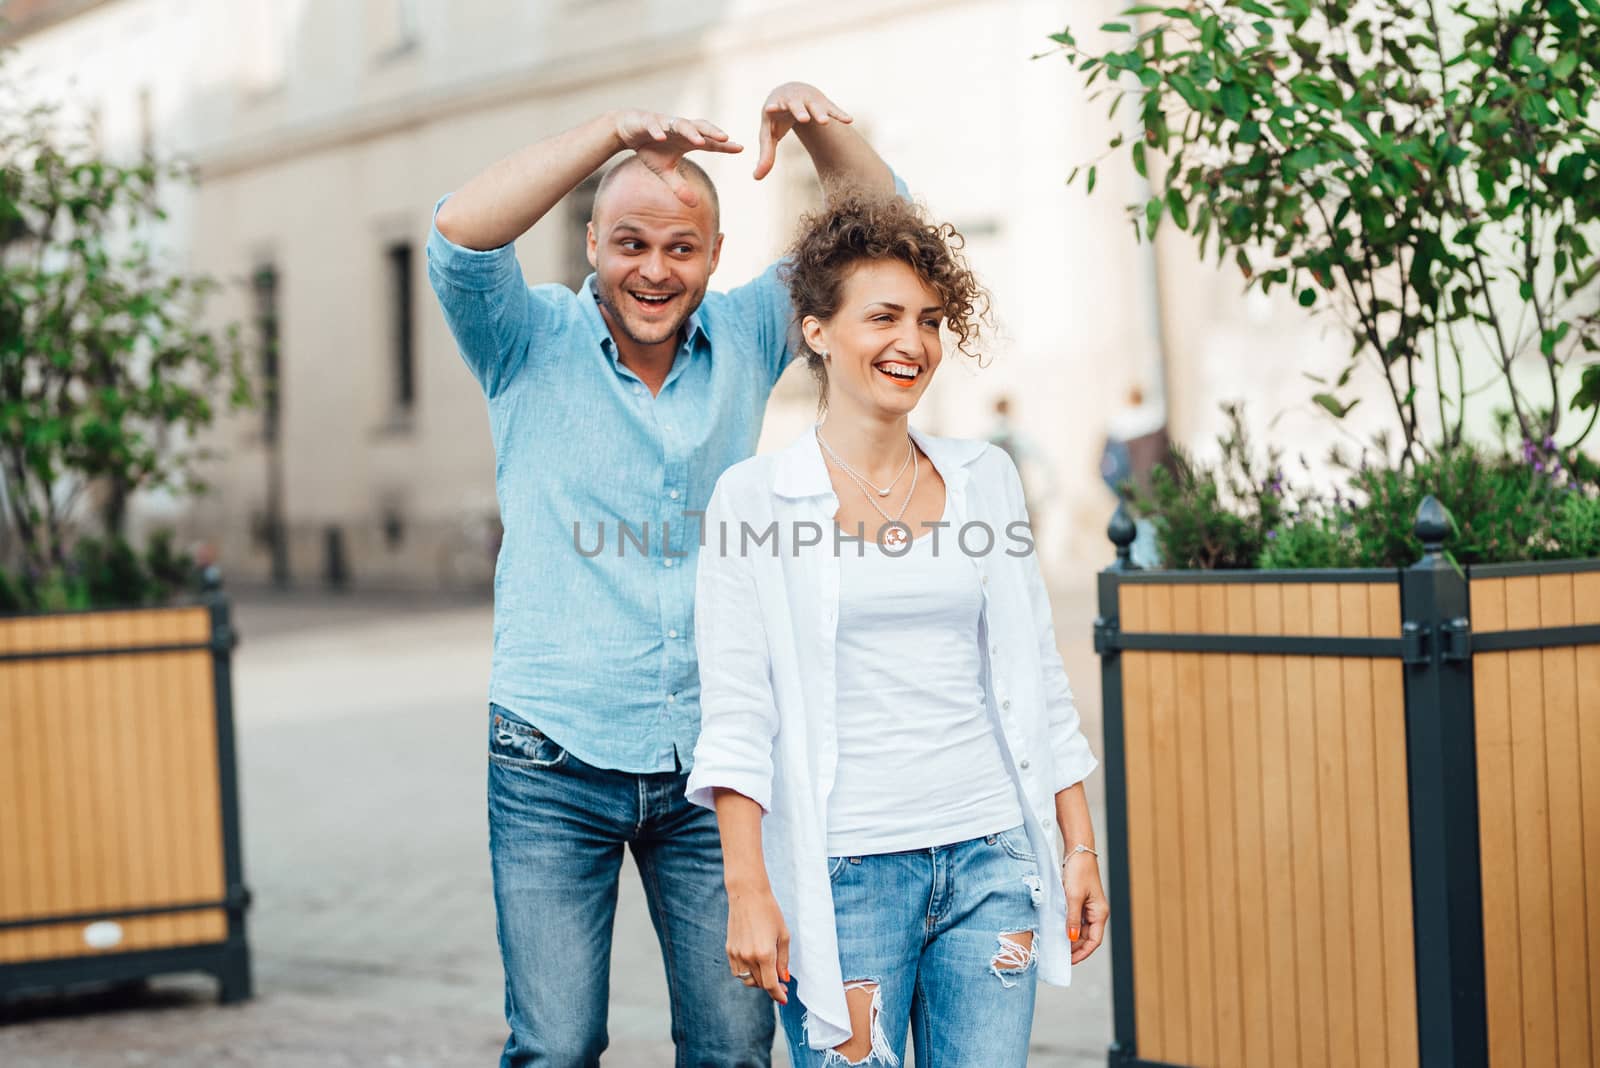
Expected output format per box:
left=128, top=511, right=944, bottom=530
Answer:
left=1062, top=843, right=1100, bottom=865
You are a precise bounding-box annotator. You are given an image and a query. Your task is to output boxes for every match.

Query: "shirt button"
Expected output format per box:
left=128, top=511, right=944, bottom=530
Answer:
left=668, top=629, right=679, bottom=639
left=633, top=386, right=643, bottom=396
left=663, top=559, right=674, bottom=568
left=664, top=424, right=674, bottom=431
left=666, top=693, right=676, bottom=704
left=990, top=644, right=999, bottom=655
left=980, top=574, right=989, bottom=586
left=1002, top=699, right=1012, bottom=710
left=669, top=489, right=680, bottom=500
left=1020, top=759, right=1031, bottom=770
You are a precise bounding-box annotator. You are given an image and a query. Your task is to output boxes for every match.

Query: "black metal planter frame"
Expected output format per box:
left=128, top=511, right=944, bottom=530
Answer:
left=1095, top=500, right=1600, bottom=1068
left=0, top=575, right=253, bottom=1005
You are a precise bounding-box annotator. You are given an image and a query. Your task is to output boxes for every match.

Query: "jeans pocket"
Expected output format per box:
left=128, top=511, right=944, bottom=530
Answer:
left=994, top=827, right=1036, bottom=863
left=827, top=856, right=851, bottom=883
left=489, top=707, right=567, bottom=769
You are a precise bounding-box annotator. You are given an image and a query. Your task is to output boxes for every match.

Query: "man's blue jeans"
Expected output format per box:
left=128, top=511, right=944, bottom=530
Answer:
left=487, top=706, right=775, bottom=1067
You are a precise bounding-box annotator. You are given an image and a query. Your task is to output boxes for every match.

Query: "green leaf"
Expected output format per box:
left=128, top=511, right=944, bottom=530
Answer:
left=1132, top=140, right=1148, bottom=178
left=1101, top=22, right=1132, bottom=33
left=1087, top=165, right=1098, bottom=194
left=1574, top=364, right=1600, bottom=411
left=1312, top=392, right=1359, bottom=418
left=1299, top=288, right=1317, bottom=307
left=1167, top=189, right=1190, bottom=229
left=1145, top=196, right=1164, bottom=235
left=1167, top=73, right=1204, bottom=110
left=1553, top=51, right=1579, bottom=80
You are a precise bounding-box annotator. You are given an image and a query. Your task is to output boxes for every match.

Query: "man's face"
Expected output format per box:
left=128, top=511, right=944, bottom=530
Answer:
left=587, top=166, right=722, bottom=350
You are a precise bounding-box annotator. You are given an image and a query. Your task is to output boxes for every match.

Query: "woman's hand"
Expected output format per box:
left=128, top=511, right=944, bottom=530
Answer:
left=725, top=880, right=790, bottom=1004
left=752, top=82, right=853, bottom=180
left=1063, top=851, right=1110, bottom=965
left=610, top=110, right=742, bottom=206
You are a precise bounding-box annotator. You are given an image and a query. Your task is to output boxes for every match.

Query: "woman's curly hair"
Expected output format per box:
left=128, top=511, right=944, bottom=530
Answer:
left=780, top=192, right=991, bottom=399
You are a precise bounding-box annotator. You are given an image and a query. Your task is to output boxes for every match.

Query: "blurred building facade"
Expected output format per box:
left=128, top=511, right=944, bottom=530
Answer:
left=5, top=0, right=1378, bottom=590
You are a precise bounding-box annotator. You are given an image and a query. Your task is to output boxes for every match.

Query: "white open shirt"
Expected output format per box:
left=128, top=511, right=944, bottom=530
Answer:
left=685, top=425, right=1099, bottom=1050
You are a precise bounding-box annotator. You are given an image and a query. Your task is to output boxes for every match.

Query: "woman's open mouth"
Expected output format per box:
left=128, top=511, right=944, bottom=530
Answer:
left=874, top=360, right=922, bottom=388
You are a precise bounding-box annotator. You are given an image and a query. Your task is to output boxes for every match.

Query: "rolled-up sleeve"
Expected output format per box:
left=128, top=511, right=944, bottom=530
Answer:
left=685, top=476, right=780, bottom=813
left=426, top=194, right=556, bottom=398
left=1002, top=453, right=1099, bottom=791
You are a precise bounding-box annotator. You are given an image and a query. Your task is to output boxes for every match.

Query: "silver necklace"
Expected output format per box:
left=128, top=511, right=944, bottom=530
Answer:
left=816, top=428, right=919, bottom=548
left=817, top=433, right=912, bottom=497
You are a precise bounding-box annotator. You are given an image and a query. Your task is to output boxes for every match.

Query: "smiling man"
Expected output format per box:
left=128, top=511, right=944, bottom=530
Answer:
left=427, top=85, right=895, bottom=1067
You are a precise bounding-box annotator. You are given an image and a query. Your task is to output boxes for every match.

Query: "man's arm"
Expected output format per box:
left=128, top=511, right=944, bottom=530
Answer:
left=752, top=81, right=894, bottom=200
left=437, top=111, right=743, bottom=251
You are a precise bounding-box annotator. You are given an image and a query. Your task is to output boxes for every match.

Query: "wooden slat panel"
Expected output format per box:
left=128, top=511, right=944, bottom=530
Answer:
left=1281, top=585, right=1328, bottom=1067
left=1121, top=583, right=1148, bottom=632
left=1505, top=577, right=1558, bottom=1067
left=1172, top=584, right=1217, bottom=1064
left=1538, top=575, right=1592, bottom=1068
left=1340, top=586, right=1388, bottom=1068
left=1145, top=585, right=1191, bottom=1060
left=1371, top=642, right=1418, bottom=1062
left=1123, top=647, right=1165, bottom=1060
left=14, top=618, right=53, bottom=959
left=1254, top=585, right=1301, bottom=1068
left=1199, top=587, right=1242, bottom=1068
left=1575, top=573, right=1600, bottom=1064
left=1226, top=586, right=1271, bottom=1068
left=1310, top=585, right=1357, bottom=1068
left=1472, top=580, right=1523, bottom=1068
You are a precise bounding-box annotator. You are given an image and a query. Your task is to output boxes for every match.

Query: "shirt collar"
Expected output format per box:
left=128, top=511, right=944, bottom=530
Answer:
left=578, top=274, right=709, bottom=363
left=773, top=422, right=988, bottom=500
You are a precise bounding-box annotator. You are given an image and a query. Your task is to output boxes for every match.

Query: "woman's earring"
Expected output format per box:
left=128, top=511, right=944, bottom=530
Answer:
left=819, top=350, right=830, bottom=361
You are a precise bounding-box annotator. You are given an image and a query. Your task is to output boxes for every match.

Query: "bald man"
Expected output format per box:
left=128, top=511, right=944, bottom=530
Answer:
left=428, top=84, right=896, bottom=1067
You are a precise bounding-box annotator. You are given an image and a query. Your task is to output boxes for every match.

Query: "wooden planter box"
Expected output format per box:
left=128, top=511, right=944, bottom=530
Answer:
left=1095, top=514, right=1599, bottom=1068
left=0, top=584, right=252, bottom=1003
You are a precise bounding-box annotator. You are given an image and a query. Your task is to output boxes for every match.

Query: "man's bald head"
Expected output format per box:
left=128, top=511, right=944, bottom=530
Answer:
left=592, top=153, right=721, bottom=232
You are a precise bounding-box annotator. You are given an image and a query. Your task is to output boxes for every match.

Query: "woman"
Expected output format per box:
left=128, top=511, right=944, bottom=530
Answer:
left=685, top=193, right=1107, bottom=1066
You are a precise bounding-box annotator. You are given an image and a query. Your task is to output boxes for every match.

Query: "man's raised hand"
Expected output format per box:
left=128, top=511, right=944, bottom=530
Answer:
left=752, top=82, right=853, bottom=181
left=611, top=110, right=742, bottom=207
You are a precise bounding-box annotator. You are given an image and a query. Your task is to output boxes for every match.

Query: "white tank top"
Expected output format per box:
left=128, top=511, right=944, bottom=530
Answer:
left=826, top=513, right=1026, bottom=856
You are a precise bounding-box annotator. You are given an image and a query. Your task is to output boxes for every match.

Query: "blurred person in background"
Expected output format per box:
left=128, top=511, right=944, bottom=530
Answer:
left=1098, top=385, right=1168, bottom=568
left=428, top=82, right=895, bottom=1067
left=689, top=194, right=1107, bottom=1067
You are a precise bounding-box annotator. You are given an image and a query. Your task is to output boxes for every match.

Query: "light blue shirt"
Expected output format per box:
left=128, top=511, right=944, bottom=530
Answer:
left=426, top=201, right=793, bottom=773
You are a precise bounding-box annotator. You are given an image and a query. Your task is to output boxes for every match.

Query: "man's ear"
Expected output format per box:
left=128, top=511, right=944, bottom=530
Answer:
left=801, top=315, right=827, bottom=355
left=586, top=221, right=599, bottom=269
left=707, top=232, right=725, bottom=275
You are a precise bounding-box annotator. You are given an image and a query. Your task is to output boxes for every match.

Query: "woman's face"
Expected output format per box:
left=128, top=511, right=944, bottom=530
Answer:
left=804, top=259, right=944, bottom=422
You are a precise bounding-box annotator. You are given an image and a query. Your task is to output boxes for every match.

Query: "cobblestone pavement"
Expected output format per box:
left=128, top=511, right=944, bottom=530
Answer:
left=1, top=584, right=1113, bottom=1067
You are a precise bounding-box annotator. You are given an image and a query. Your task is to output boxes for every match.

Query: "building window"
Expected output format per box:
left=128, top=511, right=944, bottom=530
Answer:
left=386, top=241, right=416, bottom=416
left=252, top=263, right=281, bottom=444
left=566, top=171, right=602, bottom=293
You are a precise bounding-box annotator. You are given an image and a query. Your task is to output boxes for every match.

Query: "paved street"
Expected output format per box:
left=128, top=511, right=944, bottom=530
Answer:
left=1, top=582, right=1113, bottom=1066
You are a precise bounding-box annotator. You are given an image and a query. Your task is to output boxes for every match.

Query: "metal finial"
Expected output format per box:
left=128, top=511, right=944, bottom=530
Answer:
left=1414, top=495, right=1450, bottom=560
left=1107, top=501, right=1138, bottom=571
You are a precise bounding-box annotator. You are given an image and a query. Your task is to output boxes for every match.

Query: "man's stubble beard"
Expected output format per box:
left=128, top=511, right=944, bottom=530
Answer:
left=593, top=274, right=706, bottom=349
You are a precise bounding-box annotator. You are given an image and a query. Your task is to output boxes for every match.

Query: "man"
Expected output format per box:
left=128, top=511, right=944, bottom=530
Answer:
left=427, top=83, right=895, bottom=1067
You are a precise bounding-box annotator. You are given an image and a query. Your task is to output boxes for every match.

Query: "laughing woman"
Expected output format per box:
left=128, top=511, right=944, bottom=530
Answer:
left=684, top=194, right=1108, bottom=1067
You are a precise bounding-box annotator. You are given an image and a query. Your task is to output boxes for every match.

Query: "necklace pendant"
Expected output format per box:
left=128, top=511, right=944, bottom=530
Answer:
left=882, top=525, right=908, bottom=549
left=876, top=487, right=892, bottom=497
